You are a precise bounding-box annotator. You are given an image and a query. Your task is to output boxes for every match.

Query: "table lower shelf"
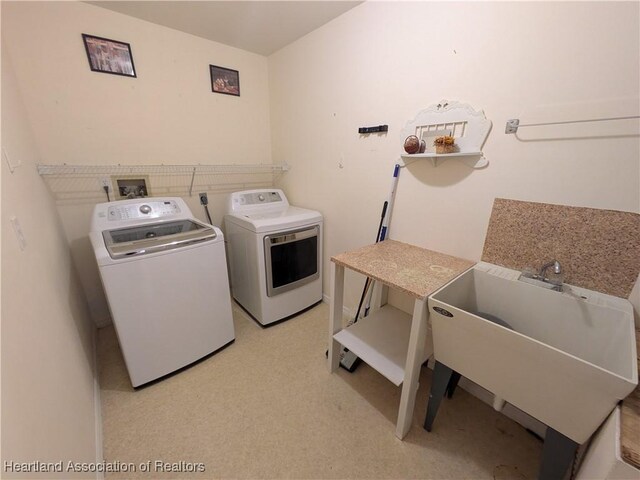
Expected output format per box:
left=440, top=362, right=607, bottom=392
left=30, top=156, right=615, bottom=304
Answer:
left=333, top=305, right=430, bottom=386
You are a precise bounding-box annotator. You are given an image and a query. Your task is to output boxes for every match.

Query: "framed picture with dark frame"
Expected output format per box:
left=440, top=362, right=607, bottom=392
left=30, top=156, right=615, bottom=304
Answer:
left=82, top=34, right=136, bottom=78
left=210, top=65, right=240, bottom=96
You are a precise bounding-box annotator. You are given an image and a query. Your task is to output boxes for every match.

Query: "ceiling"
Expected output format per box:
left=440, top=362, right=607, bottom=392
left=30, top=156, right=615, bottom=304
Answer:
left=88, top=1, right=362, bottom=56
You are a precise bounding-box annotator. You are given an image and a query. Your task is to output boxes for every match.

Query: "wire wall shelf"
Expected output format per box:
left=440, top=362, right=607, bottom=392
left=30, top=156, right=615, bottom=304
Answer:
left=37, top=163, right=290, bottom=204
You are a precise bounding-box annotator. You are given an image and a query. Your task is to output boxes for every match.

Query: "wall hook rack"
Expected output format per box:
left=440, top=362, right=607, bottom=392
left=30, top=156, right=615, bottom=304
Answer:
left=358, top=125, right=389, bottom=134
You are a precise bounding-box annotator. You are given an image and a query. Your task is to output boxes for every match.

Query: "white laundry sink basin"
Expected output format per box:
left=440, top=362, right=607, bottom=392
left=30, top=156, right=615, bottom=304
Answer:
left=429, top=262, right=638, bottom=444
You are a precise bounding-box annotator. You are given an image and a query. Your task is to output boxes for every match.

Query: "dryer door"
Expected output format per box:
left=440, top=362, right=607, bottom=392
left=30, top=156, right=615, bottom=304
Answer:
left=263, top=225, right=319, bottom=297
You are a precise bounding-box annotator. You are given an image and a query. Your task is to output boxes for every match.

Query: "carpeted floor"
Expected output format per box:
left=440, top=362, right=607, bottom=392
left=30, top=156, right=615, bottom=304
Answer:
left=98, top=301, right=542, bottom=479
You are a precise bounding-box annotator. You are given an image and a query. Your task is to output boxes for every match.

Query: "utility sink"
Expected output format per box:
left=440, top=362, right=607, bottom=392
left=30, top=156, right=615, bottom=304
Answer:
left=429, top=262, right=638, bottom=444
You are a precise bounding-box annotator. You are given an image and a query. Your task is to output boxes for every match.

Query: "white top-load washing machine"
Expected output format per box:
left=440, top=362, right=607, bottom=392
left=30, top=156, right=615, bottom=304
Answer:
left=224, top=189, right=323, bottom=326
left=90, top=197, right=235, bottom=387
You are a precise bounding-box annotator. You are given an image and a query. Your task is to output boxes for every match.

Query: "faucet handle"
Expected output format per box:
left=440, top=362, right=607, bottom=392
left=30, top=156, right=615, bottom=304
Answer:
left=546, top=270, right=564, bottom=286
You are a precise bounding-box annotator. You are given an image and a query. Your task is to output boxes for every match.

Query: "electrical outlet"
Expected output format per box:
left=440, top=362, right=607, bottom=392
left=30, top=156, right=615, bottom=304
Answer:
left=199, top=192, right=208, bottom=205
left=99, top=177, right=111, bottom=192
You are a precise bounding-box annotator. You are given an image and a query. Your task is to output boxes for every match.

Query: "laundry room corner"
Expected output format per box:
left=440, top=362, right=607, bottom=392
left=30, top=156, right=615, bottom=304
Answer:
left=1, top=33, right=101, bottom=478
left=268, top=1, right=640, bottom=314
left=2, top=1, right=639, bottom=479
left=1, top=0, right=275, bottom=328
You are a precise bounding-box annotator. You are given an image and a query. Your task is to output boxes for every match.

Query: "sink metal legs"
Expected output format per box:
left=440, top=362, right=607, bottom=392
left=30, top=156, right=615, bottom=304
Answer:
left=423, top=361, right=579, bottom=480
left=423, top=361, right=455, bottom=432
left=538, top=428, right=579, bottom=480
left=446, top=371, right=461, bottom=398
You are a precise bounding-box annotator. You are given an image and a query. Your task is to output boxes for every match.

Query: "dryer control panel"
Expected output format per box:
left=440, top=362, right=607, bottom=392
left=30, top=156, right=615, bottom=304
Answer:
left=106, top=200, right=181, bottom=222
left=227, top=189, right=289, bottom=215
left=236, top=191, right=282, bottom=206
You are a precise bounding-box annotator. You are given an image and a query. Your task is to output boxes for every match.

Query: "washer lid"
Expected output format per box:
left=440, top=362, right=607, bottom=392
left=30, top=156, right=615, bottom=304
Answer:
left=103, top=219, right=217, bottom=259
left=225, top=206, right=322, bottom=233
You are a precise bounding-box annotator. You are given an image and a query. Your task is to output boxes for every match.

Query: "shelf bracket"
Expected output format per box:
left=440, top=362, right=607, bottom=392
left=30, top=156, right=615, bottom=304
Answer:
left=505, top=119, right=520, bottom=134
left=188, top=167, right=197, bottom=196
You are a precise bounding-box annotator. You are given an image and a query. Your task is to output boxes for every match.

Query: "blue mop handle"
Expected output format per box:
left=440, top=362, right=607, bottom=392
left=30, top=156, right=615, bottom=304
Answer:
left=362, top=163, right=400, bottom=318
left=379, top=163, right=400, bottom=242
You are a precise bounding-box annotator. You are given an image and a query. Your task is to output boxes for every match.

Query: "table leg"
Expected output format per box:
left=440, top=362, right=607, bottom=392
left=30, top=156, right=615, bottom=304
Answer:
left=328, top=262, right=344, bottom=373
left=371, top=282, right=388, bottom=311
left=395, top=298, right=428, bottom=439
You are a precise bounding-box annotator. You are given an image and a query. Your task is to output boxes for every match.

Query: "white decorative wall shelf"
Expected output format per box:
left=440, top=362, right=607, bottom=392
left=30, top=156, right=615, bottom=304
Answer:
left=400, top=100, right=492, bottom=168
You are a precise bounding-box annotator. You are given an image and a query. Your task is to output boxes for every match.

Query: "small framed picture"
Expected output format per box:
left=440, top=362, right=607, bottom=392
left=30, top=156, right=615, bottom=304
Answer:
left=82, top=34, right=136, bottom=78
left=210, top=65, right=240, bottom=96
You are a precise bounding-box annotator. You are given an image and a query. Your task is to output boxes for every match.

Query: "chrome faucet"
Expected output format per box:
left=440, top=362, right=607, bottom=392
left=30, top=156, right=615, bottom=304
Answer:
left=539, top=260, right=562, bottom=279
left=518, top=259, right=564, bottom=292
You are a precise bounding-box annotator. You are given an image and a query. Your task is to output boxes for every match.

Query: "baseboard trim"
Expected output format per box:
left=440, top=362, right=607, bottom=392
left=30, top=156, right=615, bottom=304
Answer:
left=322, top=293, right=354, bottom=319
left=92, top=326, right=104, bottom=480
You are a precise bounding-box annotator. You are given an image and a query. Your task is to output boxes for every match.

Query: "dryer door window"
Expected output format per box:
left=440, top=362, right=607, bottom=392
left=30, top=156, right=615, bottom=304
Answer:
left=264, top=225, right=319, bottom=297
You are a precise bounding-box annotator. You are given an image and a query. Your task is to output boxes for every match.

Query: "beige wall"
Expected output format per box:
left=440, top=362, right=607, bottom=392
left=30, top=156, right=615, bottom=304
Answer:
left=268, top=1, right=640, bottom=315
left=1, top=42, right=99, bottom=478
left=3, top=1, right=639, bottom=325
left=2, top=1, right=271, bottom=167
left=2, top=1, right=274, bottom=325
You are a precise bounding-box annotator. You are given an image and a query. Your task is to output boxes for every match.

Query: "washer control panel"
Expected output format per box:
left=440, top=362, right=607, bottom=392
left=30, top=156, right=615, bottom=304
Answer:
left=107, top=200, right=181, bottom=221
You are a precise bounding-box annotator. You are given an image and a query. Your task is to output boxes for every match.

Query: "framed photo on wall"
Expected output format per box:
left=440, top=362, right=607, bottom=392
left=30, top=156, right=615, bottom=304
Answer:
left=82, top=34, right=136, bottom=78
left=210, top=65, right=240, bottom=96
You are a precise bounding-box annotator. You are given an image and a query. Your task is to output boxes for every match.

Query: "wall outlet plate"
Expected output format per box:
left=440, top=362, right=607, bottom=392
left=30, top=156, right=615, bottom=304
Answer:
left=199, top=192, right=208, bottom=205
left=99, top=177, right=112, bottom=192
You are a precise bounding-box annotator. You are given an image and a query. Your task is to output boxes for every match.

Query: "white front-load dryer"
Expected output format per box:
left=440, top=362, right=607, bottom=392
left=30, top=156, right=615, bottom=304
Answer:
left=224, top=189, right=323, bottom=326
left=90, top=197, right=235, bottom=387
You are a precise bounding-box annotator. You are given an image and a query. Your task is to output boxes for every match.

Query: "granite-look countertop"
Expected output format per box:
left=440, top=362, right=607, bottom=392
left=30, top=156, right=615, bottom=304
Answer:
left=482, top=198, right=640, bottom=298
left=331, top=239, right=475, bottom=300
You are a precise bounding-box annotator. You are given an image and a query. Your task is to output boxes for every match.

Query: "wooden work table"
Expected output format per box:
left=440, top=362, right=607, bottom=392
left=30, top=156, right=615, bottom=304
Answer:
left=327, top=239, right=474, bottom=439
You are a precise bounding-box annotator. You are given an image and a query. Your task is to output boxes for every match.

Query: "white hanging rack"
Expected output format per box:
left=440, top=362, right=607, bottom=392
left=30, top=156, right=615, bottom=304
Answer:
left=505, top=115, right=640, bottom=134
